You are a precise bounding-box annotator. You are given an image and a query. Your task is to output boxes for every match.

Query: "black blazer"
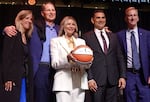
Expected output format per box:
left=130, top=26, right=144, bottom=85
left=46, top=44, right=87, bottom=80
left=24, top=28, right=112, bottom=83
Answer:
left=82, top=30, right=126, bottom=86
left=2, top=31, right=33, bottom=102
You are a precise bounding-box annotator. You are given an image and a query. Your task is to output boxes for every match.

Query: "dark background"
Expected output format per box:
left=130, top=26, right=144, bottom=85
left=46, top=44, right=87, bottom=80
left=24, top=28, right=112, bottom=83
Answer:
left=1, top=1, right=150, bottom=61
left=0, top=2, right=150, bottom=101
left=1, top=2, right=150, bottom=34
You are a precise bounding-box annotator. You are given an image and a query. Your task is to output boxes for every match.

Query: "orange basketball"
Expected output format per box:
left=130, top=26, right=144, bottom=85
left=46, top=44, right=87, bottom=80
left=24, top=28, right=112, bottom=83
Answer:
left=71, top=45, right=93, bottom=63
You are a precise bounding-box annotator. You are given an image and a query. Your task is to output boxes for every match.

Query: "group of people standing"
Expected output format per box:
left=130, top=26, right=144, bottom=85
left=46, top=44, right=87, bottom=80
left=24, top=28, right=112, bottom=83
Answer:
left=0, top=1, right=150, bottom=102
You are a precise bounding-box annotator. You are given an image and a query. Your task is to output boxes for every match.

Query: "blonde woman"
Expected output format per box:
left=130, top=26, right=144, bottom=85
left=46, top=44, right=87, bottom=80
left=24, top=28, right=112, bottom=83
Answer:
left=2, top=10, right=33, bottom=102
left=50, top=16, right=91, bottom=102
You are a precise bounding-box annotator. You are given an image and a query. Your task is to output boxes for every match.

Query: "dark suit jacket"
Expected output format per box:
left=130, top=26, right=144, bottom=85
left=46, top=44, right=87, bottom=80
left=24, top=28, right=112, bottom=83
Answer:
left=117, top=28, right=150, bottom=83
left=29, top=18, right=59, bottom=77
left=82, top=30, right=126, bottom=86
left=2, top=31, right=33, bottom=102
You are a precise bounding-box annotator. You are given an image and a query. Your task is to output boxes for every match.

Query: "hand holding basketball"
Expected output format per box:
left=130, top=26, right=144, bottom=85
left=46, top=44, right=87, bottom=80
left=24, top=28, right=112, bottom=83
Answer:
left=67, top=53, right=79, bottom=64
left=71, top=45, right=93, bottom=64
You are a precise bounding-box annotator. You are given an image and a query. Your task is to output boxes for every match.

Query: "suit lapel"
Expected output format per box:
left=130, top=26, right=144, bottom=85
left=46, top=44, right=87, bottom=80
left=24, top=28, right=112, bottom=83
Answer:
left=72, top=37, right=79, bottom=47
left=120, top=30, right=127, bottom=54
left=106, top=31, right=127, bottom=55
left=138, top=28, right=145, bottom=55
left=106, top=32, right=111, bottom=53
left=105, top=32, right=114, bottom=54
left=58, top=36, right=72, bottom=54
left=92, top=32, right=104, bottom=53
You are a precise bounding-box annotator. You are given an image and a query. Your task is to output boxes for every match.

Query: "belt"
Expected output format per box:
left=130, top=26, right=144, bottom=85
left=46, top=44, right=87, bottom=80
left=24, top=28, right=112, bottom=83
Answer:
left=39, top=62, right=51, bottom=68
left=126, top=68, right=140, bottom=74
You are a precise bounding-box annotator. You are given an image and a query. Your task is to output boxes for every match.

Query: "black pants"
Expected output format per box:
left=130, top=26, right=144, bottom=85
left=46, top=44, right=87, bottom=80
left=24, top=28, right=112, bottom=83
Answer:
left=85, top=85, right=119, bottom=102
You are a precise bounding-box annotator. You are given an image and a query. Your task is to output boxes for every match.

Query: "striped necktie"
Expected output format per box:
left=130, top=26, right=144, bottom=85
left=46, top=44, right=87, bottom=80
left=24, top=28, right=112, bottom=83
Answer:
left=100, top=31, right=107, bottom=54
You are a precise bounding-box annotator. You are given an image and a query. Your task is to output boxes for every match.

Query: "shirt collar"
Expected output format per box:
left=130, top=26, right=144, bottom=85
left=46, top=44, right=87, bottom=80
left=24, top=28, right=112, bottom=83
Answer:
left=94, top=28, right=105, bottom=34
left=127, top=26, right=138, bottom=33
left=46, top=23, right=55, bottom=28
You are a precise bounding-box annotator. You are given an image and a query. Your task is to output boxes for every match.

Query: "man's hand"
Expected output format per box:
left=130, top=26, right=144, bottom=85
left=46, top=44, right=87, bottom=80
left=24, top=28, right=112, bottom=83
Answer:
left=88, top=79, right=98, bottom=92
left=118, top=78, right=126, bottom=89
left=4, top=81, right=16, bottom=91
left=104, top=26, right=112, bottom=33
left=4, top=25, right=17, bottom=37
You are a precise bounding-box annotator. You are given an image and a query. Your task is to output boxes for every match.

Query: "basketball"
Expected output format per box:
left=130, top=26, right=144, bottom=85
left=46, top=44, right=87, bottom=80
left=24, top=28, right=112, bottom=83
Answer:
left=71, top=45, right=93, bottom=63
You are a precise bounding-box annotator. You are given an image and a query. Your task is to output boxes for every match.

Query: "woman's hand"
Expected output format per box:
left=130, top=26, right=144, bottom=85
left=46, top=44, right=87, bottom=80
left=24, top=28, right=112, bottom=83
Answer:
left=67, top=53, right=77, bottom=62
left=4, top=81, right=15, bottom=91
left=67, top=53, right=81, bottom=72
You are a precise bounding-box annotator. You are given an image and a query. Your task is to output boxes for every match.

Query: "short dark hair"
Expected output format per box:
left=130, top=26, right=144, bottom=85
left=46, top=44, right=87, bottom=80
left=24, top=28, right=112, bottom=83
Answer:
left=92, top=9, right=105, bottom=18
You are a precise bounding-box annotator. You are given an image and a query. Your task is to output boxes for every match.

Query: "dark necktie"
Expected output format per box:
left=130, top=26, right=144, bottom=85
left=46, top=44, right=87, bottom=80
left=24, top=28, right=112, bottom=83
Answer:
left=131, top=31, right=141, bottom=70
left=100, top=31, right=107, bottom=54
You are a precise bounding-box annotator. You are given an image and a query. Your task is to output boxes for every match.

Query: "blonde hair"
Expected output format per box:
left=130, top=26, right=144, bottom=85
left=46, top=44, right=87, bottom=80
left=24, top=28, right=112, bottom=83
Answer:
left=58, top=16, right=78, bottom=37
left=15, top=10, right=33, bottom=38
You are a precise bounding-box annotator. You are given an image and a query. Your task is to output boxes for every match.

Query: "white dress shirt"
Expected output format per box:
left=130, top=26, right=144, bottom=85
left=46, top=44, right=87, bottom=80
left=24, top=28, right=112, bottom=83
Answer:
left=126, top=26, right=139, bottom=68
left=94, top=28, right=109, bottom=52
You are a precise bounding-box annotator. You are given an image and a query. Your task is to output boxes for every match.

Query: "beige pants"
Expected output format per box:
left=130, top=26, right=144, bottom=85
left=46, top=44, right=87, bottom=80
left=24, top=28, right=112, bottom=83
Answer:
left=56, top=88, right=85, bottom=102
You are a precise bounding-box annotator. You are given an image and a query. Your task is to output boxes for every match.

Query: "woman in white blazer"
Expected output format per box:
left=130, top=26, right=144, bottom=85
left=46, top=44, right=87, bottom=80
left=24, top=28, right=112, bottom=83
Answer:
left=50, top=16, right=91, bottom=102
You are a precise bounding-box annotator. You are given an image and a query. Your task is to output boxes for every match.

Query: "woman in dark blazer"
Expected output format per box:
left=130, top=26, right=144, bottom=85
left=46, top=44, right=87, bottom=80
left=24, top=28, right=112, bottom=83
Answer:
left=1, top=10, right=33, bottom=102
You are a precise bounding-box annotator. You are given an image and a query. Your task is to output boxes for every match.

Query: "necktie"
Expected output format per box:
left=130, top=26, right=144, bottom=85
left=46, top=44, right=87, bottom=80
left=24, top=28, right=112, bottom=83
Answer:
left=100, top=31, right=107, bottom=54
left=131, top=31, right=141, bottom=70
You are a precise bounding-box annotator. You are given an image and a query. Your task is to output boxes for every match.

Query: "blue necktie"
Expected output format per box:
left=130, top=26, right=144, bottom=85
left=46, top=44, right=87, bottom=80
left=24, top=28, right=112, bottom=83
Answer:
left=131, top=31, right=141, bottom=70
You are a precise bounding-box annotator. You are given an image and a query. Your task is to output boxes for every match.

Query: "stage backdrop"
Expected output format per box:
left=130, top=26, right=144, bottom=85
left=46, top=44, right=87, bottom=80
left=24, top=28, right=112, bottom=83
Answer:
left=1, top=4, right=150, bottom=34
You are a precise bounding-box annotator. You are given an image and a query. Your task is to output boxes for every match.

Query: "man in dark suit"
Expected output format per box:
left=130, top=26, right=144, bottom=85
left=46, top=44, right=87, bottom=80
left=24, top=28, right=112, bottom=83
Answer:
left=117, top=7, right=150, bottom=102
left=82, top=9, right=126, bottom=102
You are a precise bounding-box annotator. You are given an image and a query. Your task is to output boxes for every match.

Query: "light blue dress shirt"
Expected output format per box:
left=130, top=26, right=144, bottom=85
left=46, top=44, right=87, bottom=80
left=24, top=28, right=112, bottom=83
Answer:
left=40, top=24, right=57, bottom=62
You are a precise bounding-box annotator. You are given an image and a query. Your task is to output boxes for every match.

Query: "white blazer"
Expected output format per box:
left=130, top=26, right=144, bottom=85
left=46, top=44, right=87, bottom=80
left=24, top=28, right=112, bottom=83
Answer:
left=50, top=35, right=90, bottom=91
